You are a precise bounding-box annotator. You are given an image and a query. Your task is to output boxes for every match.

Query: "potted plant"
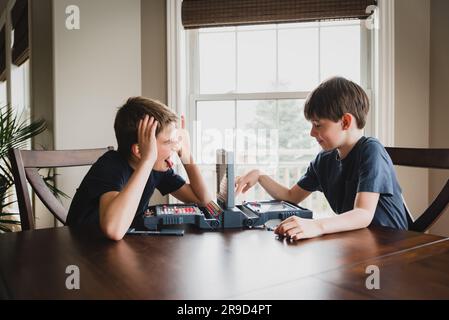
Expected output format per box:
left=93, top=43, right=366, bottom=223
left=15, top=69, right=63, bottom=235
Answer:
left=0, top=105, right=47, bottom=232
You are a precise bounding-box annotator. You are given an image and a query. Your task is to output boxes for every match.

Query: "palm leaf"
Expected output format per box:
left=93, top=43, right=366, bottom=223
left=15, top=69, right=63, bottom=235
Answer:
left=0, top=212, right=18, bottom=217
left=0, top=224, right=13, bottom=232
left=1, top=105, right=48, bottom=231
left=0, top=220, right=20, bottom=225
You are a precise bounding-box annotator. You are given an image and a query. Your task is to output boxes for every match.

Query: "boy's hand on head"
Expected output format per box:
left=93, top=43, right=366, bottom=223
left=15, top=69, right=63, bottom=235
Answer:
left=274, top=216, right=323, bottom=241
left=176, top=115, right=191, bottom=164
left=235, top=169, right=260, bottom=196
left=138, top=115, right=158, bottom=164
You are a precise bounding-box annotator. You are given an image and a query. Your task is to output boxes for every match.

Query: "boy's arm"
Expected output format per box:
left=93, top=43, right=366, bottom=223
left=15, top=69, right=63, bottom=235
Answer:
left=170, top=118, right=212, bottom=206
left=235, top=169, right=311, bottom=204
left=171, top=155, right=212, bottom=206
left=99, top=116, right=158, bottom=241
left=259, top=173, right=311, bottom=204
left=317, top=192, right=379, bottom=235
left=99, top=160, right=155, bottom=240
left=276, top=191, right=379, bottom=240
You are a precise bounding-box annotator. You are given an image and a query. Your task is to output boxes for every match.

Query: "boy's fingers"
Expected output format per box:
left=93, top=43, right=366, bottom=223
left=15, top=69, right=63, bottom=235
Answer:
left=146, top=117, right=154, bottom=136
left=276, top=221, right=297, bottom=235
left=150, top=120, right=158, bottom=137
left=242, top=184, right=251, bottom=193
left=282, top=216, right=296, bottom=223
left=286, top=226, right=303, bottom=238
left=138, top=119, right=143, bottom=141
left=235, top=182, right=246, bottom=195
left=235, top=185, right=243, bottom=195
left=181, top=115, right=185, bottom=129
left=292, top=232, right=305, bottom=241
left=234, top=177, right=241, bottom=189
left=141, top=115, right=149, bottom=135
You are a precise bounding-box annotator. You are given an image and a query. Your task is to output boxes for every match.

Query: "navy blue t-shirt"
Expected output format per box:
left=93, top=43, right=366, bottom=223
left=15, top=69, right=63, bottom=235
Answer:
left=66, top=150, right=186, bottom=228
left=297, top=136, right=408, bottom=230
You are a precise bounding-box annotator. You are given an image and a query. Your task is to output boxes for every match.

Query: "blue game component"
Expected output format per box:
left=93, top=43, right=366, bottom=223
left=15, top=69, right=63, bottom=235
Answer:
left=143, top=149, right=313, bottom=231
left=143, top=204, right=221, bottom=231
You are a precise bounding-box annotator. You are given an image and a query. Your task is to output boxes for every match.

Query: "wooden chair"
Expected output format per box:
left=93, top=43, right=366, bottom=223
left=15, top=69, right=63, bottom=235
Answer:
left=8, top=147, right=114, bottom=231
left=385, top=147, right=449, bottom=232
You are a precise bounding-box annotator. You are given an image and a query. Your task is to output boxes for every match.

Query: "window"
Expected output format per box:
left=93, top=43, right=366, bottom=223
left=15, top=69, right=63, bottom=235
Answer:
left=186, top=21, right=373, bottom=217
left=0, top=80, right=6, bottom=107
left=11, top=59, right=30, bottom=118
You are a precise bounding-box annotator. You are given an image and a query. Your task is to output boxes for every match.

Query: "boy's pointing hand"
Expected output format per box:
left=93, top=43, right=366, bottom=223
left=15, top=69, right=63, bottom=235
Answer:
left=235, top=169, right=260, bottom=196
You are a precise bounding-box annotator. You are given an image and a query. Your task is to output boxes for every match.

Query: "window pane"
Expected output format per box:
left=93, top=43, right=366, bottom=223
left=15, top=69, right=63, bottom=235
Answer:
left=199, top=32, right=236, bottom=94
left=0, top=81, right=6, bottom=108
left=193, top=21, right=366, bottom=218
left=278, top=99, right=317, bottom=163
left=278, top=27, right=319, bottom=91
left=236, top=100, right=277, bottom=165
left=233, top=100, right=280, bottom=207
left=320, top=23, right=361, bottom=83
left=237, top=30, right=276, bottom=92
left=196, top=101, right=235, bottom=164
left=11, top=60, right=30, bottom=117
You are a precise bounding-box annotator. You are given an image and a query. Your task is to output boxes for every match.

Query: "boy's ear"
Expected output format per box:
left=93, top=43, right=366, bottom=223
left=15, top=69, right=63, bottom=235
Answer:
left=341, top=113, right=352, bottom=130
left=131, top=143, right=141, bottom=159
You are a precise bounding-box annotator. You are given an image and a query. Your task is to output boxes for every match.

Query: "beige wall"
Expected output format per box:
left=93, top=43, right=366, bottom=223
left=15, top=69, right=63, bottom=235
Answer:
left=141, top=0, right=167, bottom=102
left=429, top=0, right=449, bottom=236
left=394, top=0, right=430, bottom=221
left=28, top=0, right=169, bottom=228
left=30, top=0, right=57, bottom=228
left=0, top=0, right=7, bottom=15
left=52, top=0, right=142, bottom=219
left=395, top=0, right=449, bottom=236
left=141, top=0, right=167, bottom=205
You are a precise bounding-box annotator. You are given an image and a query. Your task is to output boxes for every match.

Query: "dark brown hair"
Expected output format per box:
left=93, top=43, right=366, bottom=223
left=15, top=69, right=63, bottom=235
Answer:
left=304, top=77, right=369, bottom=129
left=114, top=97, right=178, bottom=158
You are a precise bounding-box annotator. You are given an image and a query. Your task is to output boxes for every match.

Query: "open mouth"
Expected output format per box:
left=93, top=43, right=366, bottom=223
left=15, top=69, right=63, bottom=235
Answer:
left=164, top=158, right=174, bottom=168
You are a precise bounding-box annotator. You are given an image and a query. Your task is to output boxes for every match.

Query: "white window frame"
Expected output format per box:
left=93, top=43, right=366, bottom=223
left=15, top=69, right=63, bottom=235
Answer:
left=167, top=0, right=395, bottom=144
left=166, top=0, right=395, bottom=206
left=0, top=0, right=17, bottom=107
left=186, top=25, right=373, bottom=160
left=374, top=0, right=395, bottom=146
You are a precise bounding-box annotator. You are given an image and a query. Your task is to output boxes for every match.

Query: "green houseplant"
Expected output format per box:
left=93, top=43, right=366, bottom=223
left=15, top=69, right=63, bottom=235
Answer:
left=0, top=105, right=47, bottom=232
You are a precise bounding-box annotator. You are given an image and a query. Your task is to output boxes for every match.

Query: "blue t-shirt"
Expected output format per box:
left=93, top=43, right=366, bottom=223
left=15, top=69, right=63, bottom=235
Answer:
left=67, top=150, right=186, bottom=228
left=297, top=136, right=408, bottom=230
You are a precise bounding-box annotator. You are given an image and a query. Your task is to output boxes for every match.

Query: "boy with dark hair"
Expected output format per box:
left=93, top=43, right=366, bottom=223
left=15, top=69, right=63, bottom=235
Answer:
left=235, top=77, right=408, bottom=240
left=67, top=97, right=211, bottom=240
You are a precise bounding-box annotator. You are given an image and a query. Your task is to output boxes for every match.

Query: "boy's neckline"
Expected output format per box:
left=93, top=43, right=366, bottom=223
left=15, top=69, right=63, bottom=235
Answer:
left=336, top=135, right=366, bottom=162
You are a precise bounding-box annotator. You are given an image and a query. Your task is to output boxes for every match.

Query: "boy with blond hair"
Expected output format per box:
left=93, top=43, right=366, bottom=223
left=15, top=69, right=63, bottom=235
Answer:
left=67, top=97, right=211, bottom=240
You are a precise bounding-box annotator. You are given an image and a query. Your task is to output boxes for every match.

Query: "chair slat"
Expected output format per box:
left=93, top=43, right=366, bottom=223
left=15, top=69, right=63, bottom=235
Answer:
left=19, top=147, right=114, bottom=168
left=386, top=147, right=449, bottom=170
left=9, top=147, right=114, bottom=230
left=25, top=168, right=67, bottom=224
left=386, top=147, right=449, bottom=232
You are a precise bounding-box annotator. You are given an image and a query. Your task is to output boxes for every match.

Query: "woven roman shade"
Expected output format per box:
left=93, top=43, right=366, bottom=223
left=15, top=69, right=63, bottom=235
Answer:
left=182, top=0, right=377, bottom=29
left=11, top=0, right=29, bottom=66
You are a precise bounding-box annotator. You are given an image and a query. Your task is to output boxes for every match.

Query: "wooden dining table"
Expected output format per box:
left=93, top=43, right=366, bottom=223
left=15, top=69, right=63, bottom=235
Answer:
left=0, top=224, right=448, bottom=300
